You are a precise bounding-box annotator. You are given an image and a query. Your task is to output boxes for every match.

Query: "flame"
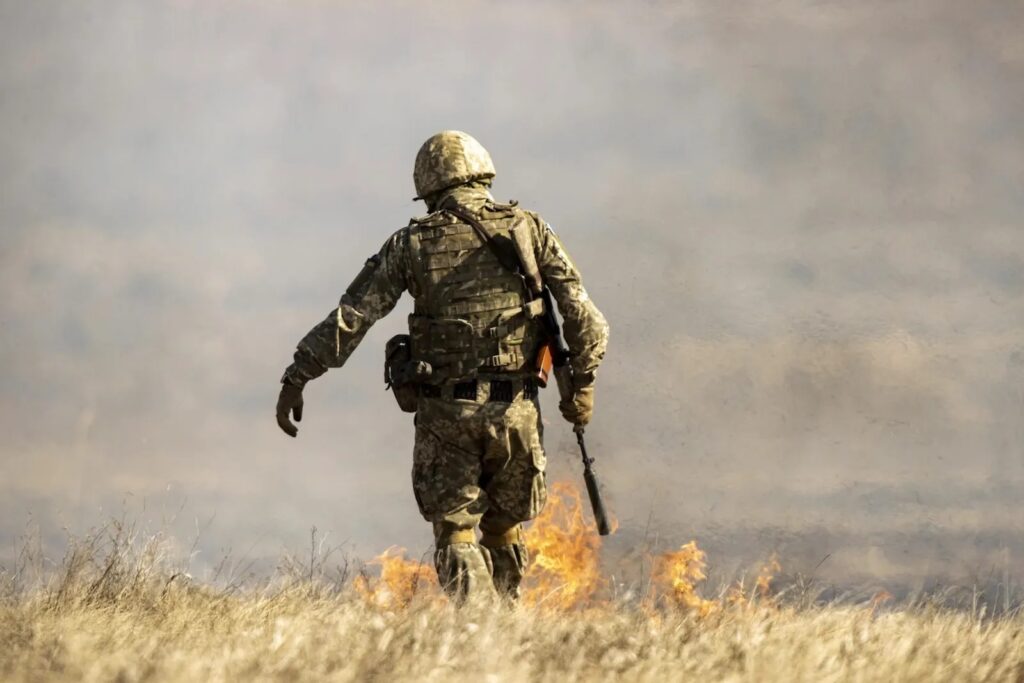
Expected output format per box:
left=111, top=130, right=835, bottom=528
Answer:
left=350, top=483, right=798, bottom=617
left=523, top=481, right=607, bottom=609
left=725, top=553, right=781, bottom=609
left=353, top=546, right=438, bottom=608
left=755, top=554, right=781, bottom=598
left=653, top=541, right=719, bottom=617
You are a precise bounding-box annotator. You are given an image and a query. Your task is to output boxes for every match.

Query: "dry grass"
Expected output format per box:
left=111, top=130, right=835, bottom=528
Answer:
left=2, top=523, right=1023, bottom=682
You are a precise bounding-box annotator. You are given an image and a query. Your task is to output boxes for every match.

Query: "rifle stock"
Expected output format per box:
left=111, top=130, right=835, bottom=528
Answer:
left=534, top=342, right=554, bottom=387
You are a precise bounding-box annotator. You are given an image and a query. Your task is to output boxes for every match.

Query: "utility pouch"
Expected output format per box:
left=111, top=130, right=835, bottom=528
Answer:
left=385, top=334, right=430, bottom=413
left=407, top=314, right=478, bottom=380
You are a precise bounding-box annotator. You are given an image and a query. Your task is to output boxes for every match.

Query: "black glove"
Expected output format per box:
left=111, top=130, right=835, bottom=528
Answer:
left=276, top=383, right=304, bottom=437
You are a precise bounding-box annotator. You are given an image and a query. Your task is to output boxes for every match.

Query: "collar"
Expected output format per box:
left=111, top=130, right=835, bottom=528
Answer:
left=433, top=183, right=494, bottom=214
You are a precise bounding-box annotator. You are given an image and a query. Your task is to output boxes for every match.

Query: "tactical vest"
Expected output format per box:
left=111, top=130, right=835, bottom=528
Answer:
left=406, top=202, right=546, bottom=382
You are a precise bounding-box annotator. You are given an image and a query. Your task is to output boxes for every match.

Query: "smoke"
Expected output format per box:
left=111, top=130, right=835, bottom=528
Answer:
left=1, top=0, right=1022, bottom=584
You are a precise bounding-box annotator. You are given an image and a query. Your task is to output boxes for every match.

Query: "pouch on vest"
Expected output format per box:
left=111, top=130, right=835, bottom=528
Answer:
left=385, top=334, right=431, bottom=413
left=407, top=315, right=479, bottom=380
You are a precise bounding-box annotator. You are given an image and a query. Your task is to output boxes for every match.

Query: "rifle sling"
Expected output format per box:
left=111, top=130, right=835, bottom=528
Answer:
left=446, top=204, right=563, bottom=350
left=444, top=206, right=523, bottom=277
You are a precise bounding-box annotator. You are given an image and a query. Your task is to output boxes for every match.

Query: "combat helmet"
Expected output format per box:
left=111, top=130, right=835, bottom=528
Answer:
left=413, top=131, right=496, bottom=200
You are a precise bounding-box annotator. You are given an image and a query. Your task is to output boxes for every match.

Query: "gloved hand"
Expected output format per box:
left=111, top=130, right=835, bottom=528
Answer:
left=558, top=384, right=594, bottom=427
left=276, top=383, right=304, bottom=437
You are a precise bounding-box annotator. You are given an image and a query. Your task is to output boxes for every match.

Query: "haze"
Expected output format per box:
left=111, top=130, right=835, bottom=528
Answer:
left=2, top=0, right=1022, bottom=587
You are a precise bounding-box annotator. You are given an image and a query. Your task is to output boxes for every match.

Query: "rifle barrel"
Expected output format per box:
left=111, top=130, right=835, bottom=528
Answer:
left=576, top=429, right=612, bottom=536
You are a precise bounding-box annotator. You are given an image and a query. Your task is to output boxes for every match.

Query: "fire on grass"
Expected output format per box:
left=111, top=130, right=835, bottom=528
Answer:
left=352, top=547, right=437, bottom=608
left=522, top=481, right=607, bottom=608
left=353, top=481, right=779, bottom=613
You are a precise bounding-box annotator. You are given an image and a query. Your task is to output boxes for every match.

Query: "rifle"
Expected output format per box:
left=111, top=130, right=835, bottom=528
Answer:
left=510, top=225, right=612, bottom=537
left=447, top=205, right=613, bottom=536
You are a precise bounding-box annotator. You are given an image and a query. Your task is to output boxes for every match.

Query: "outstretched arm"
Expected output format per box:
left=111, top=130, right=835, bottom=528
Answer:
left=277, top=229, right=409, bottom=436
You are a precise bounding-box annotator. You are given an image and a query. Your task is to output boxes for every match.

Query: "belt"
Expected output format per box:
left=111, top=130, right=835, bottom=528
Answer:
left=419, top=378, right=538, bottom=403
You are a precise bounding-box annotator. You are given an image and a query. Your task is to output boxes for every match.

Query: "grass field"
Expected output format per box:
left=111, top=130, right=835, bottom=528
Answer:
left=3, top=487, right=1023, bottom=682
left=4, top=572, right=1023, bottom=682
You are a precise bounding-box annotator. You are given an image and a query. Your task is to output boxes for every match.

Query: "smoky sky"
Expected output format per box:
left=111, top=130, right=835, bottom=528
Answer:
left=1, top=0, right=1022, bottom=584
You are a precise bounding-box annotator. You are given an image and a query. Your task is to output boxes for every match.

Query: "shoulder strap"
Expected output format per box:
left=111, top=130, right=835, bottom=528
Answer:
left=444, top=206, right=522, bottom=274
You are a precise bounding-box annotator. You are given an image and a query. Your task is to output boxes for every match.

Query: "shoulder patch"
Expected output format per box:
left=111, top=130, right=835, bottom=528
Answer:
left=543, top=221, right=577, bottom=271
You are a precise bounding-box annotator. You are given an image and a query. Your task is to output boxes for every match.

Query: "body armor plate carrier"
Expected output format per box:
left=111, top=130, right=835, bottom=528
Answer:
left=406, top=202, right=546, bottom=383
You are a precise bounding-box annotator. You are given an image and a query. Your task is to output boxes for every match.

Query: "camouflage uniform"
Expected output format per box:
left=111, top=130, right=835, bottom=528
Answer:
left=280, top=132, right=608, bottom=601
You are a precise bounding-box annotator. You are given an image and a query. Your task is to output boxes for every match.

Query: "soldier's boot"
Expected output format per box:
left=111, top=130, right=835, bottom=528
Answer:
left=432, top=522, right=498, bottom=604
left=480, top=522, right=528, bottom=599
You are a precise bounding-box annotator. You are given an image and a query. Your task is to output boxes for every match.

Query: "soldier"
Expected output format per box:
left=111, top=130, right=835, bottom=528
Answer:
left=276, top=131, right=609, bottom=602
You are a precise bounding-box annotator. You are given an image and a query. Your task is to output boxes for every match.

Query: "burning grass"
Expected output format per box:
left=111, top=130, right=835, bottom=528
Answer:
left=352, top=481, right=779, bottom=615
left=3, top=487, right=1024, bottom=681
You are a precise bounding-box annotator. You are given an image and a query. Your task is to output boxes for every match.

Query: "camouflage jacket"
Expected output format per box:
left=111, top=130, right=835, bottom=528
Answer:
left=281, top=184, right=609, bottom=390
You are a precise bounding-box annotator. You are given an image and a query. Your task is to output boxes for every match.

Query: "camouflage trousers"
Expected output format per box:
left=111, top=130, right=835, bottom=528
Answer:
left=412, top=380, right=547, bottom=602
